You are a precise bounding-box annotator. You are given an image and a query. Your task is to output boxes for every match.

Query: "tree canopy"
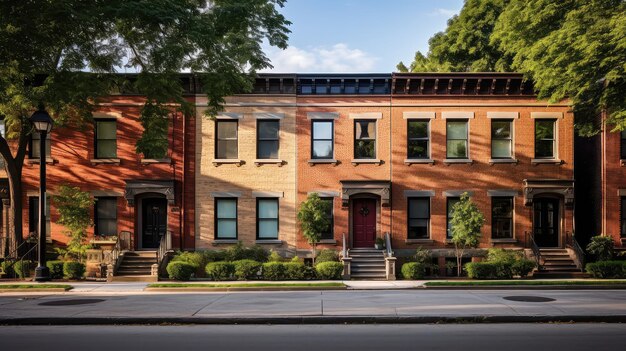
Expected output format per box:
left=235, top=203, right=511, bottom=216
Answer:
left=398, top=0, right=626, bottom=135
left=450, top=193, right=485, bottom=276
left=297, top=193, right=332, bottom=262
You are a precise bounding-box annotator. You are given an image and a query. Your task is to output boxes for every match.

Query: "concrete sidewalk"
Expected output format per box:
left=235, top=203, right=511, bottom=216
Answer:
left=1, top=286, right=626, bottom=324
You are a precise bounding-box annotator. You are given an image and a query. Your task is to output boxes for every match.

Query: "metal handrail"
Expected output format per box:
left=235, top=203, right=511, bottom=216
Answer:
left=1, top=235, right=38, bottom=279
left=566, top=231, right=585, bottom=271
left=341, top=233, right=348, bottom=258
left=384, top=232, right=393, bottom=257
left=157, top=230, right=172, bottom=266
left=526, top=231, right=542, bottom=269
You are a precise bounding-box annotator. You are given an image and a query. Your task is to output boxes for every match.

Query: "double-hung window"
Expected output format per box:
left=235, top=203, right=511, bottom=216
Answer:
left=29, top=196, right=50, bottom=239
left=621, top=130, right=626, bottom=160
left=257, top=198, right=279, bottom=239
left=408, top=198, right=430, bottom=239
left=446, top=120, right=468, bottom=159
left=216, top=120, right=238, bottom=159
left=492, top=197, right=513, bottom=239
left=30, top=132, right=51, bottom=159
left=320, top=197, right=334, bottom=240
left=95, top=120, right=117, bottom=159
left=535, top=119, right=556, bottom=159
left=446, top=197, right=460, bottom=239
left=407, top=120, right=429, bottom=159
left=215, top=198, right=237, bottom=239
left=354, top=120, right=376, bottom=159
left=311, top=120, right=333, bottom=159
left=95, top=197, right=117, bottom=236
left=491, top=120, right=513, bottom=159
left=257, top=120, right=279, bottom=159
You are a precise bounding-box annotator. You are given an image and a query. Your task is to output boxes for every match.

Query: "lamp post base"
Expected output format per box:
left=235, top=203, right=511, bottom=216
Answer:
left=34, top=266, right=51, bottom=282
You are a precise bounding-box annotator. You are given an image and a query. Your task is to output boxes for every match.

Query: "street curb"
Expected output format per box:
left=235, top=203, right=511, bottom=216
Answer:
left=2, top=315, right=626, bottom=325
left=422, top=285, right=626, bottom=290
left=144, top=286, right=347, bottom=292
left=0, top=288, right=70, bottom=293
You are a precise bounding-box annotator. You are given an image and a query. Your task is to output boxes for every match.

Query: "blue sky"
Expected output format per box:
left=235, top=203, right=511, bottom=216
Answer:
left=261, top=0, right=463, bottom=73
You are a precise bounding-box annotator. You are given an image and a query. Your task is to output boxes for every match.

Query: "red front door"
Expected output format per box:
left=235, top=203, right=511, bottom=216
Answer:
left=353, top=198, right=377, bottom=248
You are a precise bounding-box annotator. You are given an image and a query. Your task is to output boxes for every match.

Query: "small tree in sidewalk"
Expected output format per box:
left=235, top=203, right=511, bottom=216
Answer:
left=297, top=193, right=332, bottom=264
left=450, top=193, right=485, bottom=277
left=52, top=185, right=94, bottom=262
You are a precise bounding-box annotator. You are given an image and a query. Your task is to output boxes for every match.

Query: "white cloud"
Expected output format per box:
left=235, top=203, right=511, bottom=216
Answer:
left=431, top=8, right=459, bottom=17
left=261, top=43, right=378, bottom=73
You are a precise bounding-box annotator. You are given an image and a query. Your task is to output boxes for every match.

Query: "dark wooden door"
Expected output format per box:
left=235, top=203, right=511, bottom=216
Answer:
left=353, top=198, right=377, bottom=248
left=142, top=198, right=167, bottom=249
left=533, top=198, right=559, bottom=247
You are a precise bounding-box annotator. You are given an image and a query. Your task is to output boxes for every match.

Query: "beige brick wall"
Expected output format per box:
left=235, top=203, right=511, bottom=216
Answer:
left=195, top=95, right=297, bottom=254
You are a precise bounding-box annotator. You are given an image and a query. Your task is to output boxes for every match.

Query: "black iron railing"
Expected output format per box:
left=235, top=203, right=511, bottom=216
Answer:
left=525, top=231, right=542, bottom=269
left=565, top=231, right=585, bottom=271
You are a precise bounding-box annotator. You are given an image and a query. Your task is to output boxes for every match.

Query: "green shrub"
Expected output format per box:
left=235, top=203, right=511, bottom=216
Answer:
left=232, top=259, right=261, bottom=280
left=315, top=249, right=338, bottom=263
left=586, top=235, right=615, bottom=261
left=284, top=262, right=307, bottom=280
left=205, top=261, right=235, bottom=281
left=63, top=261, right=85, bottom=280
left=401, top=262, right=425, bottom=280
left=172, top=251, right=206, bottom=277
left=46, top=260, right=64, bottom=279
left=0, top=261, right=15, bottom=277
left=303, top=265, right=318, bottom=280
left=585, top=261, right=626, bottom=278
left=262, top=262, right=286, bottom=280
left=166, top=261, right=197, bottom=281
left=465, top=262, right=513, bottom=279
left=486, top=248, right=522, bottom=263
left=203, top=250, right=228, bottom=263
left=14, top=260, right=32, bottom=278
left=413, top=247, right=431, bottom=265
left=224, top=242, right=269, bottom=262
left=511, top=259, right=536, bottom=277
left=315, top=261, right=343, bottom=280
left=245, top=245, right=269, bottom=262
left=291, top=256, right=303, bottom=263
left=268, top=251, right=283, bottom=262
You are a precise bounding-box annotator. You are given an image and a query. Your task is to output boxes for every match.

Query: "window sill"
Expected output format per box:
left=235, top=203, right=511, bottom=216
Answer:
left=26, top=158, right=57, bottom=165
left=351, top=158, right=383, bottom=165
left=531, top=158, right=562, bottom=165
left=141, top=158, right=171, bottom=165
left=405, top=239, right=434, bottom=244
left=90, top=158, right=121, bottom=165
left=491, top=239, right=517, bottom=244
left=212, top=239, right=239, bottom=245
left=404, top=158, right=435, bottom=165
left=308, top=159, right=339, bottom=166
left=489, top=158, right=518, bottom=164
left=90, top=239, right=118, bottom=245
left=254, top=159, right=285, bottom=167
left=443, top=159, right=473, bottom=165
left=620, top=159, right=625, bottom=167
left=255, top=239, right=283, bottom=245
left=213, top=159, right=245, bottom=167
left=318, top=239, right=337, bottom=245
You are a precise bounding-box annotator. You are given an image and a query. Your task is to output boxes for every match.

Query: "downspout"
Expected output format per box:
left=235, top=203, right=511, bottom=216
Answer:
left=602, top=111, right=606, bottom=236
left=180, top=109, right=186, bottom=250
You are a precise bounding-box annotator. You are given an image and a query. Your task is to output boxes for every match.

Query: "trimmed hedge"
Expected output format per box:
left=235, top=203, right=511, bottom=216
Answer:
left=233, top=259, right=261, bottom=280
left=465, top=262, right=513, bottom=279
left=63, top=261, right=85, bottom=280
left=586, top=261, right=626, bottom=278
left=167, top=261, right=197, bottom=281
left=0, top=261, right=14, bottom=277
left=205, top=261, right=235, bottom=281
left=315, top=261, right=343, bottom=280
left=401, top=262, right=425, bottom=280
left=172, top=251, right=207, bottom=278
left=284, top=262, right=307, bottom=280
left=14, top=260, right=32, bottom=278
left=315, top=249, right=339, bottom=263
left=512, top=259, right=536, bottom=278
left=46, top=260, right=65, bottom=279
left=262, top=262, right=286, bottom=280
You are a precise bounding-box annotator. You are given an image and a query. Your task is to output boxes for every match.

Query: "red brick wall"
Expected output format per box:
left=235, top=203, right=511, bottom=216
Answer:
left=603, top=124, right=625, bottom=246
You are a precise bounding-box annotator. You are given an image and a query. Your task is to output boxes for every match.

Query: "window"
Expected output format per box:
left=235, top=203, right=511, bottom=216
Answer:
left=446, top=120, right=468, bottom=159
left=257, top=120, right=279, bottom=159
left=311, top=120, right=333, bottom=159
left=492, top=197, right=513, bottom=239
left=216, top=120, right=238, bottom=159
left=535, top=119, right=556, bottom=159
left=0, top=119, right=5, bottom=167
left=446, top=197, right=460, bottom=239
left=408, top=198, right=430, bottom=239
left=215, top=198, right=237, bottom=239
left=616, top=130, right=626, bottom=160
left=257, top=198, right=279, bottom=239
left=320, top=197, right=334, bottom=240
left=491, top=120, right=513, bottom=159
left=95, top=120, right=117, bottom=159
left=95, top=197, right=117, bottom=236
left=407, top=120, right=429, bottom=159
left=28, top=196, right=50, bottom=239
left=30, top=131, right=51, bottom=159
left=354, top=120, right=376, bottom=159
left=621, top=197, right=626, bottom=238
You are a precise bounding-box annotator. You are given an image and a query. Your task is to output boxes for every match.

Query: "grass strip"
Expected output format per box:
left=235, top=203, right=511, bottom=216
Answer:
left=148, top=282, right=345, bottom=288
left=0, top=284, right=73, bottom=290
left=425, top=280, right=626, bottom=287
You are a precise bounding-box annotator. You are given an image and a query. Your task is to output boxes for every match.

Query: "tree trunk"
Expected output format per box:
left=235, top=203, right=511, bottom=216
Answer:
left=0, top=132, right=28, bottom=256
left=312, top=242, right=317, bottom=265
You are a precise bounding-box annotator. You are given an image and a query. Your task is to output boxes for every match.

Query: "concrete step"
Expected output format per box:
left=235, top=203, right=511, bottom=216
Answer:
left=349, top=249, right=385, bottom=254
left=118, top=264, right=155, bottom=269
left=124, top=251, right=157, bottom=257
left=542, top=257, right=575, bottom=261
left=110, top=275, right=157, bottom=282
left=350, top=273, right=387, bottom=280
left=116, top=270, right=152, bottom=275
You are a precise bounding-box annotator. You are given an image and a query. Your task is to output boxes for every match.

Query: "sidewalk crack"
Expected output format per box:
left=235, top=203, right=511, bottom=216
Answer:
left=191, top=294, right=228, bottom=317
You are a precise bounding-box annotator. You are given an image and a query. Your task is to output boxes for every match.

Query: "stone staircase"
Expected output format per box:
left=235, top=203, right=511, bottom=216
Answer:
left=348, top=248, right=386, bottom=280
left=112, top=251, right=158, bottom=282
left=532, top=248, right=588, bottom=279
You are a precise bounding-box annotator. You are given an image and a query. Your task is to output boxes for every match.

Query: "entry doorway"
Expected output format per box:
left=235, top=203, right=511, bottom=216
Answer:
left=140, top=197, right=167, bottom=249
left=352, top=198, right=377, bottom=248
left=533, top=198, right=560, bottom=247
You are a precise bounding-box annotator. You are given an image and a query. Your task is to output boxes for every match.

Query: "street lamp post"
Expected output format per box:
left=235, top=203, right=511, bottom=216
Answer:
left=31, top=108, right=53, bottom=282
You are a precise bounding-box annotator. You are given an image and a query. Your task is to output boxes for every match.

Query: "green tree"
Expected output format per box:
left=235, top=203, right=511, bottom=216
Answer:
left=0, top=0, right=291, bottom=248
left=52, top=185, right=94, bottom=262
left=450, top=193, right=485, bottom=277
left=297, top=193, right=332, bottom=263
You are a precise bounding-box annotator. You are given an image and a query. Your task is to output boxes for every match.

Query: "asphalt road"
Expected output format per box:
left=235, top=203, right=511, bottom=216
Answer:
left=0, top=324, right=625, bottom=351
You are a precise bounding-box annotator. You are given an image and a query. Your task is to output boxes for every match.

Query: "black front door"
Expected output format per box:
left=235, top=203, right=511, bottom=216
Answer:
left=142, top=198, right=167, bottom=249
left=533, top=198, right=559, bottom=247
